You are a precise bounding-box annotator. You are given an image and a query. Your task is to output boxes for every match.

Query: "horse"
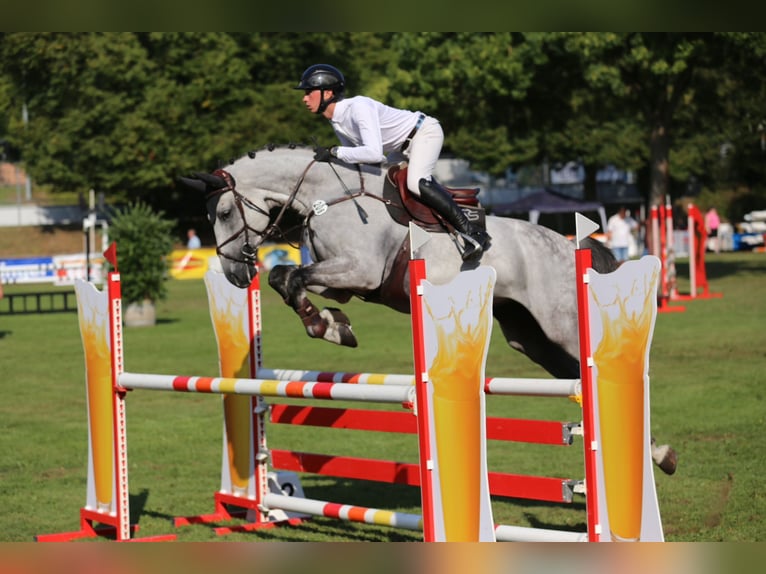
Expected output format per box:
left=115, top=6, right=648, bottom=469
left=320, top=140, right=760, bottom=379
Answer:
left=179, top=144, right=677, bottom=475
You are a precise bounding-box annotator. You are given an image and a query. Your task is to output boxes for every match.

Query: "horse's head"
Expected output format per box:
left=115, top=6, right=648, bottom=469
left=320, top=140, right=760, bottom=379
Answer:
left=178, top=168, right=271, bottom=288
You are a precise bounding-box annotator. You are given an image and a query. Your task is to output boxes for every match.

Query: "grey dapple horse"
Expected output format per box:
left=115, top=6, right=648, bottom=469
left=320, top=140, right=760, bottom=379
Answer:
left=180, top=145, right=676, bottom=475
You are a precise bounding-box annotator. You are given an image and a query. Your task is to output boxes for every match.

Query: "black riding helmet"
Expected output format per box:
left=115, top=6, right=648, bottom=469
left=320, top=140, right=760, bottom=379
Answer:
left=295, top=64, right=345, bottom=113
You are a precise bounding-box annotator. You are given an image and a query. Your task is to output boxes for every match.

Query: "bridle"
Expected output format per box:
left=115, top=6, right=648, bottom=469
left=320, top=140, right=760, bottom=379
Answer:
left=205, top=165, right=312, bottom=265
left=205, top=159, right=376, bottom=268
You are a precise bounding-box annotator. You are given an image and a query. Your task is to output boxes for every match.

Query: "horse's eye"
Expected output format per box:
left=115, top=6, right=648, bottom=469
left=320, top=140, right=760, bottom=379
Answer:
left=218, top=208, right=232, bottom=222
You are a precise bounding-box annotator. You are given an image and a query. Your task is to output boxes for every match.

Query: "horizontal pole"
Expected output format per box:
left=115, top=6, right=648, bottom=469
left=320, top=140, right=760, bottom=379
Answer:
left=271, top=450, right=421, bottom=486
left=494, top=524, right=587, bottom=542
left=257, top=368, right=415, bottom=386
left=272, top=449, right=580, bottom=504
left=270, top=405, right=574, bottom=446
left=263, top=493, right=423, bottom=532
left=485, top=377, right=581, bottom=398
left=261, top=367, right=581, bottom=398
left=118, top=373, right=414, bottom=405
left=264, top=493, right=586, bottom=542
left=270, top=405, right=417, bottom=434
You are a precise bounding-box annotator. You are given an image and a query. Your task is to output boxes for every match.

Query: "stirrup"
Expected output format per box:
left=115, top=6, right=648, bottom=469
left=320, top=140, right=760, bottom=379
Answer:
left=459, top=233, right=486, bottom=261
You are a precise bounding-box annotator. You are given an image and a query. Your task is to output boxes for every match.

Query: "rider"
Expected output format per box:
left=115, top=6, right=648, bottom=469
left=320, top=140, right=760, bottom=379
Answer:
left=295, top=63, right=491, bottom=261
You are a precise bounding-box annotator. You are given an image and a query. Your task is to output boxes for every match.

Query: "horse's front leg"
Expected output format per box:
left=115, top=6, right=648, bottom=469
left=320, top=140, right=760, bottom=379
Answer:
left=268, top=264, right=357, bottom=347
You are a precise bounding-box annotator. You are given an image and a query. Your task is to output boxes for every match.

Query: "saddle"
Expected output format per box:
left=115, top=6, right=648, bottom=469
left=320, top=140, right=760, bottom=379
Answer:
left=383, top=165, right=486, bottom=232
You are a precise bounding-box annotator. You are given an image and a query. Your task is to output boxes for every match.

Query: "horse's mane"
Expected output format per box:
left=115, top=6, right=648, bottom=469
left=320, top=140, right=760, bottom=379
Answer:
left=217, top=142, right=316, bottom=170
left=224, top=141, right=387, bottom=181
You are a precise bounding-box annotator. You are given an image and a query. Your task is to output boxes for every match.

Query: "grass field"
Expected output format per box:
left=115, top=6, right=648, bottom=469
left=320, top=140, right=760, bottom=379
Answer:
left=1, top=251, right=764, bottom=542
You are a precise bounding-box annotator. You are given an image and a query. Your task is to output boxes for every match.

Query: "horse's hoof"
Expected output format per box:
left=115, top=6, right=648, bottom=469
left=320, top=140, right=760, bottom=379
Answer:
left=336, top=326, right=358, bottom=348
left=653, top=444, right=678, bottom=475
left=319, top=308, right=358, bottom=347
left=321, top=325, right=358, bottom=347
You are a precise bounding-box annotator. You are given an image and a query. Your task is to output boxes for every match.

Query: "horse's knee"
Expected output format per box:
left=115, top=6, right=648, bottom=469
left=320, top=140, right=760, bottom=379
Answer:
left=268, top=265, right=297, bottom=301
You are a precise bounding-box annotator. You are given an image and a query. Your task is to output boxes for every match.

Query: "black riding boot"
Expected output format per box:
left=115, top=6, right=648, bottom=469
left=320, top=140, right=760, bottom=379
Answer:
left=418, top=178, right=491, bottom=261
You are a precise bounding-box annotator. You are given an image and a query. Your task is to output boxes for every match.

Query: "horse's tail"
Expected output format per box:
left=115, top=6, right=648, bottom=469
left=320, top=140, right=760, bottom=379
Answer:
left=580, top=237, right=620, bottom=273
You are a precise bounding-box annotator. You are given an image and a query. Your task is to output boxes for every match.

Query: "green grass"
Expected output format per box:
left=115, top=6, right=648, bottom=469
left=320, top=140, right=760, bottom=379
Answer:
left=1, top=252, right=765, bottom=542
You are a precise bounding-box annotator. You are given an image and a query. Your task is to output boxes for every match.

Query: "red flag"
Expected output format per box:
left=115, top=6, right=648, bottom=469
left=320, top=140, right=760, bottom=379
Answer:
left=103, top=242, right=118, bottom=271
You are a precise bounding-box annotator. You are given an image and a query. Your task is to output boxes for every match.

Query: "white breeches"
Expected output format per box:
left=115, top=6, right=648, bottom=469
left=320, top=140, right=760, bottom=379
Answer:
left=404, top=117, right=443, bottom=196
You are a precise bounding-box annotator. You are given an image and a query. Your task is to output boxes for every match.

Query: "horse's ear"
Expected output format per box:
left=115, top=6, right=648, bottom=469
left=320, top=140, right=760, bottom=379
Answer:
left=177, top=176, right=207, bottom=194
left=194, top=171, right=229, bottom=190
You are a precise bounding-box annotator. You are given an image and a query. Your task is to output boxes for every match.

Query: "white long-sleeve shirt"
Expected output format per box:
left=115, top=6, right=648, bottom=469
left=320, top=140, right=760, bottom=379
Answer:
left=330, top=96, right=424, bottom=164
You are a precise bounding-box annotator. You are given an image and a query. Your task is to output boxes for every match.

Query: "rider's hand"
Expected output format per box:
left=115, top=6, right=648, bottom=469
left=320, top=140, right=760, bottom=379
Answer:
left=314, top=146, right=336, bottom=163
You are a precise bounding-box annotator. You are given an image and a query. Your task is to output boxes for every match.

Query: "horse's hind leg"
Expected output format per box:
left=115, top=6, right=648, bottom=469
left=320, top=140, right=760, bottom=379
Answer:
left=651, top=437, right=678, bottom=475
left=492, top=299, right=580, bottom=379
left=268, top=264, right=358, bottom=347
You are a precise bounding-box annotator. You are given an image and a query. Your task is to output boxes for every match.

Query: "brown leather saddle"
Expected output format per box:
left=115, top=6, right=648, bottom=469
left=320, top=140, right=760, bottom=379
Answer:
left=383, top=165, right=486, bottom=232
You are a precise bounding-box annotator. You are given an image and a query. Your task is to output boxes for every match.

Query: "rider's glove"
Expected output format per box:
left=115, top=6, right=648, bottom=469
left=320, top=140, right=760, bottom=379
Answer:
left=314, top=146, right=337, bottom=163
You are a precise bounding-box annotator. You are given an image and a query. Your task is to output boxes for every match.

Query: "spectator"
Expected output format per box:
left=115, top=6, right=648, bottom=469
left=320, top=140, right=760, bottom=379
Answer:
left=606, top=206, right=638, bottom=263
left=187, top=228, right=201, bottom=249
left=705, top=207, right=720, bottom=253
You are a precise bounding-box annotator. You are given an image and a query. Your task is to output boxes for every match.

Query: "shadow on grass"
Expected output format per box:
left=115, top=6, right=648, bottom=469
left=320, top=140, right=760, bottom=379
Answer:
left=0, top=330, right=11, bottom=339
left=155, top=318, right=180, bottom=326
left=129, top=488, right=154, bottom=525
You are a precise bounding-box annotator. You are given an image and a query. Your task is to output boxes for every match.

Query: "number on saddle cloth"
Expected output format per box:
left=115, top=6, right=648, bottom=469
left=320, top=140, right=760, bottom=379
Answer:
left=383, top=165, right=486, bottom=232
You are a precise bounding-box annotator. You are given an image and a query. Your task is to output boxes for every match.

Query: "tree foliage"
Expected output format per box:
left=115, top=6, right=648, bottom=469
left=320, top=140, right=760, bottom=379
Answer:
left=0, top=32, right=764, bottom=212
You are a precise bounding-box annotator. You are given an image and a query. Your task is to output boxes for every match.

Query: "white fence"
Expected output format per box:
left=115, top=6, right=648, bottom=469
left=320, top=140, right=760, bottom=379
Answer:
left=0, top=204, right=83, bottom=227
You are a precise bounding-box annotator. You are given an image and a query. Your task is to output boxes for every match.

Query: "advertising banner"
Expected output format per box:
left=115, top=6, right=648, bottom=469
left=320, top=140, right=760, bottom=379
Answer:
left=169, top=248, right=221, bottom=280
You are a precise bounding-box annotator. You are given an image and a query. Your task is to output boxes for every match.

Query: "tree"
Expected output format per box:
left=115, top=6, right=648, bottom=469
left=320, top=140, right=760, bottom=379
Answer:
left=1, top=32, right=764, bottom=218
left=548, top=33, right=766, bottom=207
left=386, top=33, right=532, bottom=174
left=0, top=33, right=253, bottom=203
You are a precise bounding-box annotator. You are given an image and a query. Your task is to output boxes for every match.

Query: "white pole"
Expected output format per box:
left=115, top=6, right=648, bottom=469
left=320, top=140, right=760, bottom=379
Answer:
left=22, top=102, right=31, bottom=201
left=494, top=524, right=588, bottom=542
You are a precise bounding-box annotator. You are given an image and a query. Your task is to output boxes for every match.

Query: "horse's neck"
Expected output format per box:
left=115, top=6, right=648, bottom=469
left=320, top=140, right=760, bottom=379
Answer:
left=232, top=150, right=386, bottom=214
left=232, top=152, right=313, bottom=214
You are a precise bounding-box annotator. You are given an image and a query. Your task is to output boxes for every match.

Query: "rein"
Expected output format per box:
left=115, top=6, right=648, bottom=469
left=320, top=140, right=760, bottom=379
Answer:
left=206, top=164, right=312, bottom=265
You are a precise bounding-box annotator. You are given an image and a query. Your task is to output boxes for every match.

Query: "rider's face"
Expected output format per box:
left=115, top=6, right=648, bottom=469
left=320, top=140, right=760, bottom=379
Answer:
left=302, top=89, right=332, bottom=114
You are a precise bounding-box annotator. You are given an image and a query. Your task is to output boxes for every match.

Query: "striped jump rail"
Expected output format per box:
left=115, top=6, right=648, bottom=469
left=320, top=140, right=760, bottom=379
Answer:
left=257, top=367, right=582, bottom=398
left=118, top=373, right=415, bottom=405
left=259, top=493, right=587, bottom=542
